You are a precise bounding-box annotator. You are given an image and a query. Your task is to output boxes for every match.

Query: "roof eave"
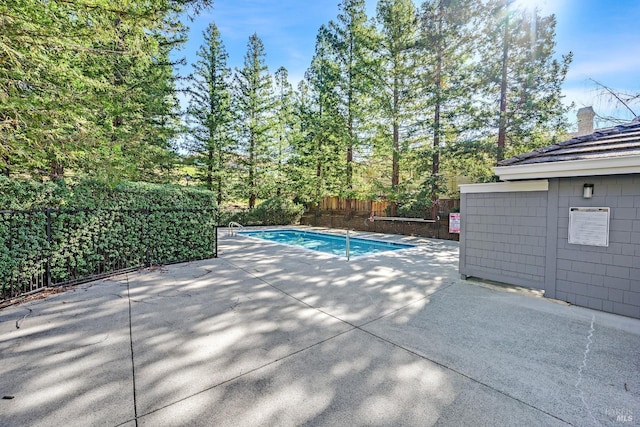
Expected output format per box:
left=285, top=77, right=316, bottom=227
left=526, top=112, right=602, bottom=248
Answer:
left=494, top=155, right=640, bottom=181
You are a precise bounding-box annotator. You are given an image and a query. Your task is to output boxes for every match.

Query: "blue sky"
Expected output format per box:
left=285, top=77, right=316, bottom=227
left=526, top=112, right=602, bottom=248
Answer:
left=175, top=0, right=640, bottom=128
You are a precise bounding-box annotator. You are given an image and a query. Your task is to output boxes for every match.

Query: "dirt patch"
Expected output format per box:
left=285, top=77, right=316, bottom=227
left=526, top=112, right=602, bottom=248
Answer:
left=0, top=286, right=78, bottom=310
left=0, top=266, right=171, bottom=311
left=0, top=266, right=168, bottom=311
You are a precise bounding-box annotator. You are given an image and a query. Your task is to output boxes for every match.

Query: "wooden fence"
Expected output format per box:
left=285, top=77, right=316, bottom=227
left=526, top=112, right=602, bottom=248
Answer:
left=315, top=196, right=459, bottom=218
left=318, top=197, right=389, bottom=216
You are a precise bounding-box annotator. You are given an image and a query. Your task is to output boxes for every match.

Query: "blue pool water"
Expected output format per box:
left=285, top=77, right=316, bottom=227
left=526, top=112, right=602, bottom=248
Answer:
left=238, top=229, right=414, bottom=257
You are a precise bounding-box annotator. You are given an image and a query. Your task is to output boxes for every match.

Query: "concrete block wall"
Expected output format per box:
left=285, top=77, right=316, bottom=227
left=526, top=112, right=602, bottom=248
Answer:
left=460, top=191, right=547, bottom=289
left=300, top=214, right=459, bottom=241
left=553, top=175, right=640, bottom=318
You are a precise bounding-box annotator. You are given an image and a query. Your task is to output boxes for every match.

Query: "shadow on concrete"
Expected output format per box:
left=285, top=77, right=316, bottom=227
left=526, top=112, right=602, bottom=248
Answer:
left=0, top=277, right=135, bottom=426
left=0, top=230, right=638, bottom=426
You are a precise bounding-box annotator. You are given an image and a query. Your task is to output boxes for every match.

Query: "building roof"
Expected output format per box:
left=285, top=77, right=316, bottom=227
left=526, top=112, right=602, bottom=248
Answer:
left=494, top=117, right=640, bottom=181
left=499, top=117, right=640, bottom=166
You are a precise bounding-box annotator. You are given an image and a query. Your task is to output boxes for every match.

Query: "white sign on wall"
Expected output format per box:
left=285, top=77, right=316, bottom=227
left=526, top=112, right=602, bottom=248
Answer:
left=568, top=207, right=610, bottom=247
left=449, top=213, right=461, bottom=233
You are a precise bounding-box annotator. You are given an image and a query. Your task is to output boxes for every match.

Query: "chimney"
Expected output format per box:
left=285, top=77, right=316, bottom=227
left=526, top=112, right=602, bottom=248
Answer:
left=577, top=106, right=595, bottom=136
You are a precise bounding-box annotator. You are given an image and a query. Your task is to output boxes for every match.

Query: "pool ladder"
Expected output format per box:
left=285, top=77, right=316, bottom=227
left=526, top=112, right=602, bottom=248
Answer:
left=228, top=222, right=244, bottom=236
left=346, top=230, right=350, bottom=261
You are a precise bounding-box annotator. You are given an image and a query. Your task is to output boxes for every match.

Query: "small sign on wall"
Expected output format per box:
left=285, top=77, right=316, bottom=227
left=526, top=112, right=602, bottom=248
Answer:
left=449, top=213, right=461, bottom=234
left=568, top=207, right=610, bottom=247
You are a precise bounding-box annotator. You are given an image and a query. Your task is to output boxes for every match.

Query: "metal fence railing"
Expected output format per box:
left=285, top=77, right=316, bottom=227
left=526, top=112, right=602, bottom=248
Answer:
left=1, top=208, right=218, bottom=301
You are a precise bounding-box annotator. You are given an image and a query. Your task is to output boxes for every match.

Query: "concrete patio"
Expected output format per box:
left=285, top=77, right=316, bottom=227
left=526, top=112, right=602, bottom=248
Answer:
left=1, top=228, right=638, bottom=426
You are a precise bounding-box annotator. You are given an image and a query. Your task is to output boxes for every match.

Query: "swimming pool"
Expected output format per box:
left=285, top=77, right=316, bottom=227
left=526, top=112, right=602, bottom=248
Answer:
left=238, top=229, right=415, bottom=258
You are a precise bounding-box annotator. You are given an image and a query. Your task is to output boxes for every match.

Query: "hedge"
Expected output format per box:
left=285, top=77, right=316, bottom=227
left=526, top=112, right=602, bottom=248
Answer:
left=1, top=178, right=217, bottom=300
left=0, top=177, right=217, bottom=210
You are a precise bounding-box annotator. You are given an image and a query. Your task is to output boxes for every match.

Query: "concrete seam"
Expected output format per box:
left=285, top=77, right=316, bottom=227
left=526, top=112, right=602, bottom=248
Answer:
left=125, top=273, right=139, bottom=427
left=125, top=328, right=356, bottom=425
left=357, top=282, right=456, bottom=328
left=219, top=258, right=359, bottom=328
left=129, top=256, right=569, bottom=425
left=124, top=257, right=362, bottom=424
left=15, top=306, right=32, bottom=329
left=219, top=258, right=568, bottom=423
left=355, top=328, right=574, bottom=426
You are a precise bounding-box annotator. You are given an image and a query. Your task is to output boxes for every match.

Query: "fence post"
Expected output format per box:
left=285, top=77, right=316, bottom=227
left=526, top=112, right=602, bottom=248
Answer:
left=145, top=208, right=150, bottom=267
left=214, top=208, right=219, bottom=258
left=45, top=209, right=51, bottom=287
left=8, top=211, right=13, bottom=253
left=7, top=211, right=13, bottom=298
left=214, top=225, right=218, bottom=258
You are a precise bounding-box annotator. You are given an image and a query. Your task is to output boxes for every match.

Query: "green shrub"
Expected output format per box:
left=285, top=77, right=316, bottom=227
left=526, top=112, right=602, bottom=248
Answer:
left=396, top=199, right=432, bottom=218
left=0, top=211, right=48, bottom=294
left=0, top=176, right=68, bottom=210
left=1, top=177, right=218, bottom=298
left=69, top=179, right=216, bottom=210
left=0, top=177, right=217, bottom=211
left=250, top=197, right=304, bottom=226
left=218, top=197, right=304, bottom=226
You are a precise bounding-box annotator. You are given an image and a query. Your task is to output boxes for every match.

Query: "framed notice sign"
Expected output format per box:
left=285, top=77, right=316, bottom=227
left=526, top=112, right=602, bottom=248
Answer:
left=449, top=213, right=461, bottom=234
left=568, top=207, right=610, bottom=247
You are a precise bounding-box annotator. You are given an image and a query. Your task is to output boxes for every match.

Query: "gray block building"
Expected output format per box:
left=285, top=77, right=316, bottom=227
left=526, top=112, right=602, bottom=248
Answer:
left=459, top=116, right=640, bottom=318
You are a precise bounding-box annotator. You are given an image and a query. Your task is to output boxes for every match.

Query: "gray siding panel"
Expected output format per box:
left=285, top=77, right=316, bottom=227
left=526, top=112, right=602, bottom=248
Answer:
left=554, top=175, right=640, bottom=318
left=458, top=196, right=468, bottom=275
left=460, top=191, right=547, bottom=290
left=460, top=174, right=640, bottom=319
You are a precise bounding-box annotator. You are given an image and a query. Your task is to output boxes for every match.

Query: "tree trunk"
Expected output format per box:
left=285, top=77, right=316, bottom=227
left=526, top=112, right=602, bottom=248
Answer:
left=216, top=151, right=223, bottom=205
left=390, top=77, right=400, bottom=217
left=497, top=3, right=510, bottom=163
left=249, top=132, right=256, bottom=209
left=50, top=160, right=64, bottom=181
left=345, top=37, right=354, bottom=217
left=346, top=144, right=353, bottom=215
left=207, top=149, right=214, bottom=191
left=316, top=160, right=322, bottom=202
left=277, top=132, right=283, bottom=197
left=315, top=103, right=324, bottom=206
left=431, top=4, right=443, bottom=221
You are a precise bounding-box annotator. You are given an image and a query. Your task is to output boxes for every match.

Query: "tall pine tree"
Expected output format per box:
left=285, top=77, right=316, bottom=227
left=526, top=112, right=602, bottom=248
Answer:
left=294, top=26, right=346, bottom=206
left=418, top=0, right=482, bottom=213
left=0, top=0, right=207, bottom=181
left=233, top=33, right=273, bottom=208
left=373, top=0, right=419, bottom=216
left=273, top=66, right=295, bottom=197
left=187, top=22, right=234, bottom=204
left=327, top=0, right=376, bottom=211
left=478, top=1, right=572, bottom=163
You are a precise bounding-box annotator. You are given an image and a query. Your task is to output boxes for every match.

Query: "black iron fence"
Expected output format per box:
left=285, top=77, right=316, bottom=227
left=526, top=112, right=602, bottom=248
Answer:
left=1, top=208, right=218, bottom=301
